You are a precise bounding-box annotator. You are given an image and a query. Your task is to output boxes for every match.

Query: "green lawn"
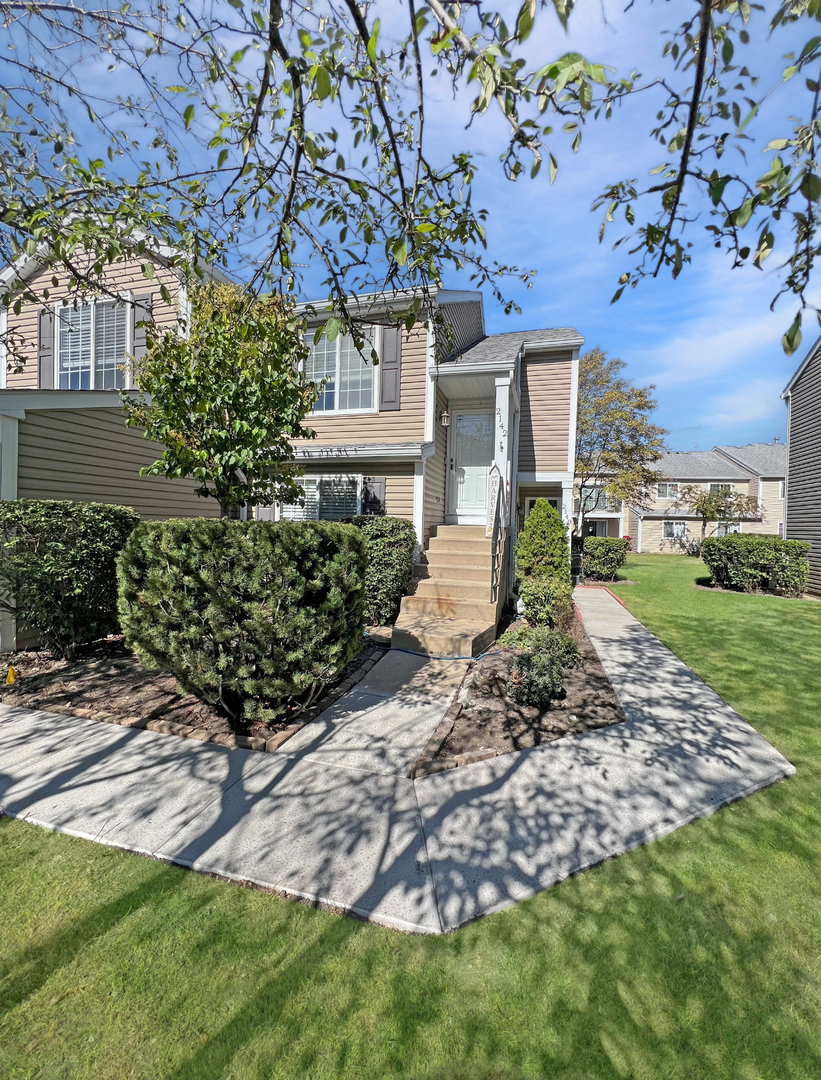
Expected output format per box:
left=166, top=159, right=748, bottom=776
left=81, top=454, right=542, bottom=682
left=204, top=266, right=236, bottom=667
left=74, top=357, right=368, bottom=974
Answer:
left=2, top=554, right=821, bottom=1080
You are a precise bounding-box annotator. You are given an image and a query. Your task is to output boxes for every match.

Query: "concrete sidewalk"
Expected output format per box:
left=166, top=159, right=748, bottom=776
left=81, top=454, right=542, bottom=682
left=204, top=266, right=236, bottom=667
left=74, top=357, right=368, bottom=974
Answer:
left=0, top=592, right=795, bottom=932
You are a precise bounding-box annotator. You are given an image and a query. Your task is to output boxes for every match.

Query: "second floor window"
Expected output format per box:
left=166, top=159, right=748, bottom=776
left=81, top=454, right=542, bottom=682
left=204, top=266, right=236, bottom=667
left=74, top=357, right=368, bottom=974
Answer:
left=709, top=483, right=732, bottom=494
left=657, top=482, right=679, bottom=498
left=305, top=331, right=374, bottom=413
left=57, top=299, right=129, bottom=390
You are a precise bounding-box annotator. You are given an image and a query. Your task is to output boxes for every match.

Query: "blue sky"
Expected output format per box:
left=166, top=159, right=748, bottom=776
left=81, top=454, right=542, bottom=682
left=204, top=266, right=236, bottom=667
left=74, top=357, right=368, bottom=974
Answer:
left=402, top=0, right=812, bottom=450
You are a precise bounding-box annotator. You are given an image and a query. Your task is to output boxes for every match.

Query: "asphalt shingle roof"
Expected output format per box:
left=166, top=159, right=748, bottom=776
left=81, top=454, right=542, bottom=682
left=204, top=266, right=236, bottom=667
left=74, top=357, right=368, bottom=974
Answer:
left=655, top=450, right=751, bottom=481
left=444, top=327, right=583, bottom=366
left=714, top=442, right=786, bottom=478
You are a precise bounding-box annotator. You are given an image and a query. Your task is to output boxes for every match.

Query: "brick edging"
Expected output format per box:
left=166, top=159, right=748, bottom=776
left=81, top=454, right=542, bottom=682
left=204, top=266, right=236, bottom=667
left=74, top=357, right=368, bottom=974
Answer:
left=5, top=644, right=389, bottom=755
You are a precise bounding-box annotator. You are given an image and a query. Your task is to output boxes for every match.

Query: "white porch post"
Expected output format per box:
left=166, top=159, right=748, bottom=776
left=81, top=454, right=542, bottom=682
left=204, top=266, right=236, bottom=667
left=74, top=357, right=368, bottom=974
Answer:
left=494, top=376, right=512, bottom=521
left=413, top=460, right=425, bottom=549
left=561, top=481, right=574, bottom=532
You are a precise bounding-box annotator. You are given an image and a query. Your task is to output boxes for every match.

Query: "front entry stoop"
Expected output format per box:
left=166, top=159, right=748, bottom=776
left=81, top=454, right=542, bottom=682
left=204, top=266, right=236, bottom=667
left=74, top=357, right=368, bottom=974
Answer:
left=392, top=525, right=502, bottom=658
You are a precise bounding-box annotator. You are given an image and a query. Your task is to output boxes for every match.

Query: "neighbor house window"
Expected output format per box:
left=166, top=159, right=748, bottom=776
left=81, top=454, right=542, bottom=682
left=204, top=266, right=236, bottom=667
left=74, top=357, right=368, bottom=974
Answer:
left=663, top=520, right=687, bottom=540
left=281, top=476, right=360, bottom=521
left=779, top=480, right=785, bottom=499
left=657, top=482, right=679, bottom=498
left=716, top=521, right=741, bottom=536
left=709, top=483, right=731, bottom=494
left=57, top=299, right=130, bottom=390
left=305, top=331, right=375, bottom=413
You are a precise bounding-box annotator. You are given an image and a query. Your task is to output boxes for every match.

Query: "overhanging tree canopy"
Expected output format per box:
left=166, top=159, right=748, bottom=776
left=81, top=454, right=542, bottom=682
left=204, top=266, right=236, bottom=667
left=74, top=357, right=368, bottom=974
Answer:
left=0, top=0, right=819, bottom=358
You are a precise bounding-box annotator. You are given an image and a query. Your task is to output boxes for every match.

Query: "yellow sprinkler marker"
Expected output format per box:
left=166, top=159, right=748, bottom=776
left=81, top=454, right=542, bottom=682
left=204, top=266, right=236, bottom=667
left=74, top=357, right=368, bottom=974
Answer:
left=6, top=666, right=16, bottom=685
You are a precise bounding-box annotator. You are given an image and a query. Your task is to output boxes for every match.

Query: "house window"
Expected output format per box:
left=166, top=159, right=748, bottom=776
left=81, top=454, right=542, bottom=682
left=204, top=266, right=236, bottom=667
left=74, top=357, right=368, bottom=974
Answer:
left=281, top=476, right=360, bottom=521
left=710, top=483, right=731, bottom=494
left=779, top=480, right=785, bottom=500
left=525, top=497, right=559, bottom=517
left=657, top=482, right=679, bottom=499
left=663, top=520, right=687, bottom=540
left=305, top=331, right=375, bottom=413
left=778, top=521, right=784, bottom=537
left=56, top=299, right=130, bottom=390
left=716, top=521, right=741, bottom=536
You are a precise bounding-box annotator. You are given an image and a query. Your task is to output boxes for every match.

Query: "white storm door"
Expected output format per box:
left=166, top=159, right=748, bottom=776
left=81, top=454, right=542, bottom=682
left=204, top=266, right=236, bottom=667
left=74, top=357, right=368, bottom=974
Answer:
left=449, top=411, right=494, bottom=522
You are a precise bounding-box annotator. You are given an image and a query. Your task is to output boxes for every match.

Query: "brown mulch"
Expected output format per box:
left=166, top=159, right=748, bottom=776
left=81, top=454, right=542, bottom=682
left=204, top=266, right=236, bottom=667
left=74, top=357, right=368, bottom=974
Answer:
left=0, top=632, right=391, bottom=739
left=694, top=581, right=820, bottom=601
left=434, top=620, right=625, bottom=763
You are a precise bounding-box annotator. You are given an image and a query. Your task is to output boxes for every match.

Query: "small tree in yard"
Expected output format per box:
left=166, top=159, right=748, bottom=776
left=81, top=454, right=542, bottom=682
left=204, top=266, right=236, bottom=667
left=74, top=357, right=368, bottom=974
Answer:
left=672, top=486, right=761, bottom=542
left=516, top=500, right=570, bottom=583
left=122, top=283, right=319, bottom=517
left=575, top=349, right=667, bottom=538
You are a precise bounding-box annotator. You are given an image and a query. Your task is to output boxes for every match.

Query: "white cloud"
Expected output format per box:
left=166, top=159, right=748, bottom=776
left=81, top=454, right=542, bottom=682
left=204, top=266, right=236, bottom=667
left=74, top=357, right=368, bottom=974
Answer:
left=702, top=378, right=788, bottom=426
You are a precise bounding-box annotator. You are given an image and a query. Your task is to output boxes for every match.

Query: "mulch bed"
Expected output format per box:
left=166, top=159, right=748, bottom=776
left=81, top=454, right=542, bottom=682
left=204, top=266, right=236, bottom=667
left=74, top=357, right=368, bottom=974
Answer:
left=413, top=620, right=625, bottom=775
left=0, top=629, right=392, bottom=749
left=694, top=580, right=820, bottom=601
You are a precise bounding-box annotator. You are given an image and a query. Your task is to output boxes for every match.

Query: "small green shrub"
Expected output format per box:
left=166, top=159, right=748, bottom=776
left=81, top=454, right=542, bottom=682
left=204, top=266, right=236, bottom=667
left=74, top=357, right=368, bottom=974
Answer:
left=701, top=534, right=810, bottom=596
left=118, top=518, right=367, bottom=721
left=507, top=650, right=565, bottom=709
left=516, top=500, right=570, bottom=582
left=582, top=536, right=631, bottom=581
left=345, top=515, right=417, bottom=625
left=500, top=625, right=580, bottom=669
left=519, top=575, right=575, bottom=630
left=0, top=500, right=140, bottom=658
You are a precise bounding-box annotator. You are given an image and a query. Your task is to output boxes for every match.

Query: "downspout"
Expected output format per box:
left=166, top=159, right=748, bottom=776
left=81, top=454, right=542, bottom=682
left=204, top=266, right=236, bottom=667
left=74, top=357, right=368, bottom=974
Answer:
left=508, top=347, right=523, bottom=601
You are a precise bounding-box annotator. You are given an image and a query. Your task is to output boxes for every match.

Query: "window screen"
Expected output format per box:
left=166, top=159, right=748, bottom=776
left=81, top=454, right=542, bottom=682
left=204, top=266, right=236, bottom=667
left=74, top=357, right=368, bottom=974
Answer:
left=657, top=482, right=679, bottom=498
left=663, top=520, right=686, bottom=539
left=304, top=333, right=336, bottom=411
left=281, top=477, right=359, bottom=521
left=94, top=301, right=128, bottom=390
left=57, top=304, right=92, bottom=389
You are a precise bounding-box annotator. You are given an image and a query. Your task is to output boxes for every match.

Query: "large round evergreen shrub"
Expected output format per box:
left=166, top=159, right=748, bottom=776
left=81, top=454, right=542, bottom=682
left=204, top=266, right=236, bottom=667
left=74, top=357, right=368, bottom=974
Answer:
left=0, top=499, right=140, bottom=658
left=515, top=499, right=570, bottom=582
left=701, top=534, right=810, bottom=596
left=346, top=515, right=417, bottom=625
left=582, top=536, right=631, bottom=581
left=117, top=518, right=367, bottom=721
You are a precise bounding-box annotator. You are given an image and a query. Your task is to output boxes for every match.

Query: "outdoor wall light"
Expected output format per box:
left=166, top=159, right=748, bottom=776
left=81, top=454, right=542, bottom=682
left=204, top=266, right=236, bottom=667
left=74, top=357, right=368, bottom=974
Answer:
left=439, top=409, right=450, bottom=428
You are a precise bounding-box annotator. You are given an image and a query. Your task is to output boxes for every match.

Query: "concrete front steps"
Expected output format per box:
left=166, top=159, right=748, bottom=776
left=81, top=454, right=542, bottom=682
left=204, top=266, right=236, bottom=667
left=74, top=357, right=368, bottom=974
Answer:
left=391, top=525, right=501, bottom=658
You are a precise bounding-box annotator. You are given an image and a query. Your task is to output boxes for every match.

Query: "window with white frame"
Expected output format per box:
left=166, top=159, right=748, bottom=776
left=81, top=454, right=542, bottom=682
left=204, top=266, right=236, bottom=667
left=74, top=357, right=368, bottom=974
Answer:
left=779, top=480, right=785, bottom=499
left=304, top=330, right=375, bottom=413
left=663, top=520, right=687, bottom=540
left=56, top=299, right=130, bottom=390
left=281, top=476, right=360, bottom=521
left=657, top=482, right=679, bottom=499
left=716, top=521, right=741, bottom=536
left=525, top=497, right=559, bottom=517
left=709, top=483, right=732, bottom=494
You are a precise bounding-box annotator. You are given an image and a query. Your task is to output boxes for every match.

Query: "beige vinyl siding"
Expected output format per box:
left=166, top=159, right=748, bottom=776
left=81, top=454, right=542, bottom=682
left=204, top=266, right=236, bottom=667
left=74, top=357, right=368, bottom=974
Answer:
left=607, top=518, right=622, bottom=538
left=16, top=409, right=220, bottom=519
left=627, top=508, right=641, bottom=550
left=7, top=259, right=182, bottom=389
left=786, top=351, right=821, bottom=591
left=293, top=325, right=428, bottom=448
left=517, top=354, right=572, bottom=472
left=639, top=518, right=695, bottom=553
left=758, top=478, right=785, bottom=535
left=300, top=461, right=415, bottom=521
left=423, top=387, right=448, bottom=540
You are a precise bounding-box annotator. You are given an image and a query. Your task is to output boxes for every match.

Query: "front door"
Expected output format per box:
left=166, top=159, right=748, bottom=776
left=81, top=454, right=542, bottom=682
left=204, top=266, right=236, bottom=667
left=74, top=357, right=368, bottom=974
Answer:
left=447, top=410, right=494, bottom=524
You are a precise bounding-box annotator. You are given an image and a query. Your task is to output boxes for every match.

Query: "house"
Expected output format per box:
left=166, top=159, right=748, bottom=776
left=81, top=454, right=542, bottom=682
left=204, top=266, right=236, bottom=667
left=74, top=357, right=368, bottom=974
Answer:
left=267, top=291, right=581, bottom=655
left=626, top=445, right=785, bottom=552
left=782, top=338, right=821, bottom=593
left=0, top=265, right=581, bottom=656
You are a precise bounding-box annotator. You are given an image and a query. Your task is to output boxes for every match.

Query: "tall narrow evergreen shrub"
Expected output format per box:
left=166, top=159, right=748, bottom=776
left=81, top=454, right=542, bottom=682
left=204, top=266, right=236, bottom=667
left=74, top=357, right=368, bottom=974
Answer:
left=0, top=500, right=140, bottom=658
left=118, top=518, right=367, bottom=721
left=515, top=499, right=570, bottom=582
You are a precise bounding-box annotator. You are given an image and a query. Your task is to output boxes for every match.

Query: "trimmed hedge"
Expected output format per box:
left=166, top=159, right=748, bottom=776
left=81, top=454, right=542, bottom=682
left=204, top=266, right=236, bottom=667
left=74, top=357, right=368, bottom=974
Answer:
left=345, top=515, right=417, bottom=625
left=516, top=499, right=570, bottom=582
left=118, top=518, right=367, bottom=721
left=701, top=533, right=810, bottom=596
left=0, top=500, right=140, bottom=659
left=582, top=536, right=631, bottom=581
left=519, top=575, right=574, bottom=631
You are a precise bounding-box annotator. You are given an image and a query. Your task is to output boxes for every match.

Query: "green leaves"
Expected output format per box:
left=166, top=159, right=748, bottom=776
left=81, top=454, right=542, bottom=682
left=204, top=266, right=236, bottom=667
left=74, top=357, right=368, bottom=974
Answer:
left=782, top=313, right=802, bottom=356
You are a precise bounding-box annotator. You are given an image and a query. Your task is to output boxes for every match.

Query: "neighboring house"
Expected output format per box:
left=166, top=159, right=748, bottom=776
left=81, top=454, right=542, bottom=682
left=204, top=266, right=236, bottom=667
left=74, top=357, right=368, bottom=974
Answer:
left=782, top=338, right=821, bottom=593
left=0, top=246, right=232, bottom=650
left=267, top=290, right=581, bottom=655
left=572, top=486, right=625, bottom=539
left=626, top=445, right=785, bottom=552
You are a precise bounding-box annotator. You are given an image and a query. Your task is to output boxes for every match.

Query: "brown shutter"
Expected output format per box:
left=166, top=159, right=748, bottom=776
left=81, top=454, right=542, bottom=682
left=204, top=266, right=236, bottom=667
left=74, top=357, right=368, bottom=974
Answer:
left=37, top=308, right=55, bottom=389
left=131, top=293, right=153, bottom=359
left=362, top=477, right=386, bottom=515
left=378, top=327, right=402, bottom=411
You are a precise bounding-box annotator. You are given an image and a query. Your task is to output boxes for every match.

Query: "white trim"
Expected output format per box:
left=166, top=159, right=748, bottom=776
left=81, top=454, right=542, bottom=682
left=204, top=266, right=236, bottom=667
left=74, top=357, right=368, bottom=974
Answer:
left=424, top=317, right=437, bottom=444
left=637, top=515, right=643, bottom=553
left=280, top=473, right=363, bottom=520
left=0, top=306, right=6, bottom=390
left=430, top=359, right=515, bottom=378
left=0, top=415, right=18, bottom=500
left=294, top=441, right=432, bottom=463
left=567, top=347, right=579, bottom=473
left=305, top=326, right=380, bottom=419
left=54, top=293, right=133, bottom=391
left=0, top=389, right=128, bottom=411
left=413, top=461, right=425, bottom=544
left=517, top=470, right=574, bottom=484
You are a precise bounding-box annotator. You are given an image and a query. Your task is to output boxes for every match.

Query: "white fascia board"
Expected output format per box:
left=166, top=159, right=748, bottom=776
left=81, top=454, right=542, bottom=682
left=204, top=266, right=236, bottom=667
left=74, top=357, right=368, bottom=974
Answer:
left=429, top=359, right=515, bottom=378
left=434, top=290, right=482, bottom=304
left=0, top=389, right=138, bottom=411
left=520, top=336, right=584, bottom=355
left=517, top=471, right=574, bottom=484
left=295, top=442, right=428, bottom=463
left=296, top=286, right=436, bottom=320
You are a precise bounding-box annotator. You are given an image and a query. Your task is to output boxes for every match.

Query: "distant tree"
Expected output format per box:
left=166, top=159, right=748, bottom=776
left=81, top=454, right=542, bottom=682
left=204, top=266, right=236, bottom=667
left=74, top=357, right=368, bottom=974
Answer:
left=672, top=485, right=761, bottom=542
left=122, top=282, right=318, bottom=516
left=574, top=349, right=667, bottom=538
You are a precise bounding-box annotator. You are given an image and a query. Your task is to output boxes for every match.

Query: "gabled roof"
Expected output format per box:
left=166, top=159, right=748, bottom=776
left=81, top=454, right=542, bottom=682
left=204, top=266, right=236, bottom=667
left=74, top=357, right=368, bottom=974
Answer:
left=655, top=450, right=750, bottom=481
left=713, top=442, right=786, bottom=478
left=782, top=334, right=821, bottom=397
left=443, top=326, right=583, bottom=366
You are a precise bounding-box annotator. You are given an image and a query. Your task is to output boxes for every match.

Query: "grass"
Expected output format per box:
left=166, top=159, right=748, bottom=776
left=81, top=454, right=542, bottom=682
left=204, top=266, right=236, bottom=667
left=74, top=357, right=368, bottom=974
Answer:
left=2, top=553, right=821, bottom=1080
